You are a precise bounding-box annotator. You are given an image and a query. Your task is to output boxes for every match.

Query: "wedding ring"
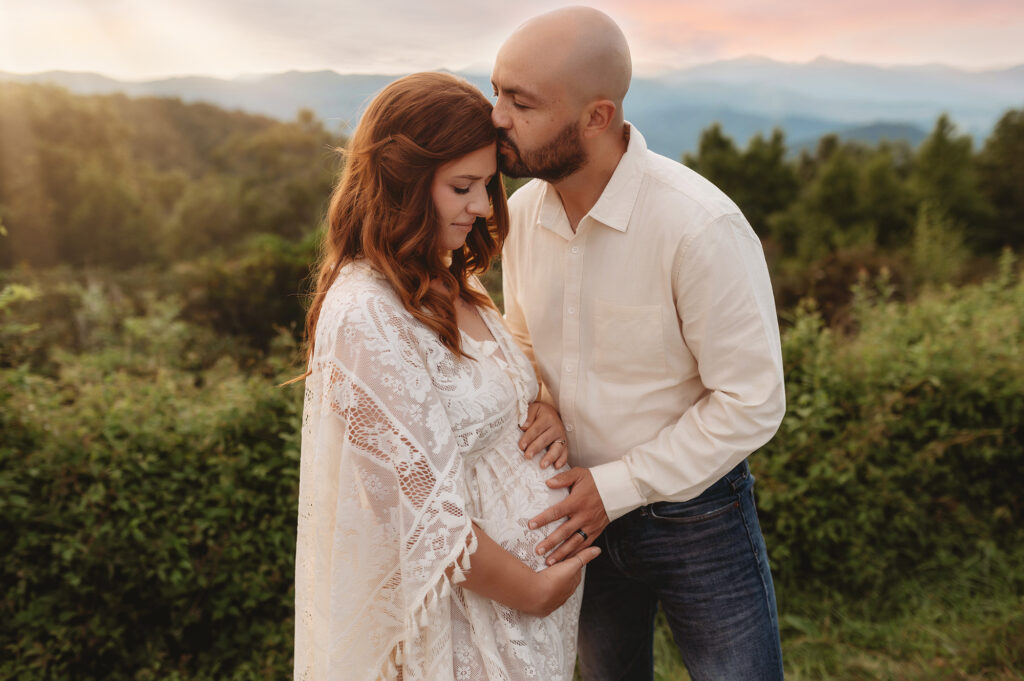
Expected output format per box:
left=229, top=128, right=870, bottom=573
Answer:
left=555, top=439, right=567, bottom=445
left=575, top=528, right=588, bottom=541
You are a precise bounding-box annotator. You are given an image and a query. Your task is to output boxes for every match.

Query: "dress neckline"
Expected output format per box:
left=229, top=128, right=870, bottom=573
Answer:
left=459, top=306, right=508, bottom=364
left=460, top=304, right=534, bottom=425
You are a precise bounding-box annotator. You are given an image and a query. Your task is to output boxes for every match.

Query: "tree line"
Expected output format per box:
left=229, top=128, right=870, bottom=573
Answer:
left=1, top=80, right=1022, bottom=339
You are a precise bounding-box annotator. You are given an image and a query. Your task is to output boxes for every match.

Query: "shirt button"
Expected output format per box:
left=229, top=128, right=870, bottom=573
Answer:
left=570, top=246, right=580, bottom=254
left=567, top=306, right=576, bottom=314
left=566, top=424, right=575, bottom=432
left=565, top=365, right=574, bottom=373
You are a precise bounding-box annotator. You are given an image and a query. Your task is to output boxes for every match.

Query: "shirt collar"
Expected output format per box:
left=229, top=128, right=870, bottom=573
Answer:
left=537, top=122, right=647, bottom=238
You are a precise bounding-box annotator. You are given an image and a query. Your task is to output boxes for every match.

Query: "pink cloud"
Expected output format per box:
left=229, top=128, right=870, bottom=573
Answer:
left=616, top=0, right=1024, bottom=67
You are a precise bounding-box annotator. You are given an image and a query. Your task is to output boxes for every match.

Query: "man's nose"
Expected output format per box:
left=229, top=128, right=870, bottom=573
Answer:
left=491, top=102, right=511, bottom=129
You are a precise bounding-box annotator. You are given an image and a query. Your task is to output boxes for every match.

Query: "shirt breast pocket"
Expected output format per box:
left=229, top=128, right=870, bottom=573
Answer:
left=592, top=299, right=667, bottom=382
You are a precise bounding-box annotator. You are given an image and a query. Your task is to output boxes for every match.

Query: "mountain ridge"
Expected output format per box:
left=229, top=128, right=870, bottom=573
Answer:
left=2, top=56, right=1019, bottom=158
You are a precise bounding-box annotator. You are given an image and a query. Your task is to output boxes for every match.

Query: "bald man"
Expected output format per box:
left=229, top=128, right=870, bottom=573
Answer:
left=494, top=7, right=786, bottom=681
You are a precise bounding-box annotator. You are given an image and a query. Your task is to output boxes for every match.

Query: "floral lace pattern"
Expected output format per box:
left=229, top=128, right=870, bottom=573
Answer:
left=295, top=262, right=581, bottom=681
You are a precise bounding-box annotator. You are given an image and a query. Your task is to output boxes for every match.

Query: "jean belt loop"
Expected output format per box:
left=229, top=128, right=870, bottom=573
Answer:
left=728, top=459, right=749, bottom=493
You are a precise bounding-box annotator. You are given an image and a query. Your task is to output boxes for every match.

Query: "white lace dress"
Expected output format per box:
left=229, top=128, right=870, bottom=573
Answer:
left=294, top=262, right=581, bottom=681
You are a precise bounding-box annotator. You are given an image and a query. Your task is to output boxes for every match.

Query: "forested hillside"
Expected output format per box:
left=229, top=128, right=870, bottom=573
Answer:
left=0, top=82, right=337, bottom=268
left=2, top=83, right=1022, bottom=680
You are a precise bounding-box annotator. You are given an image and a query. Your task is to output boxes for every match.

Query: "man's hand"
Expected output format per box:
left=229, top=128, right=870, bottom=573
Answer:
left=529, top=467, right=610, bottom=566
left=518, top=401, right=569, bottom=470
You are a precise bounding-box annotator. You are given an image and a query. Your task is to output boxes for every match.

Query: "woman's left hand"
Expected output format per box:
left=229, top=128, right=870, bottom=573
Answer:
left=518, top=401, right=569, bottom=469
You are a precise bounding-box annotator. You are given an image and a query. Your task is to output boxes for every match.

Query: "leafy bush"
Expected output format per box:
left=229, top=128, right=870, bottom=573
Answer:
left=0, top=300, right=302, bottom=680
left=176, top=232, right=317, bottom=350
left=2, top=254, right=1021, bottom=678
left=756, top=251, right=1024, bottom=600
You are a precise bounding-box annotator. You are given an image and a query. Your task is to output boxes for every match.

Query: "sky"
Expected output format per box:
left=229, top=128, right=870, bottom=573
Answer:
left=2, top=0, right=1023, bottom=80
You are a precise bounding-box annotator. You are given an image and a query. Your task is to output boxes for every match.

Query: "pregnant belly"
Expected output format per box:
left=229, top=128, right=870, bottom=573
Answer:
left=463, top=430, right=571, bottom=570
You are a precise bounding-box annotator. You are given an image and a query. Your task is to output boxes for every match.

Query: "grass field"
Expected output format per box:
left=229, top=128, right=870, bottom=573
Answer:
left=643, top=565, right=1024, bottom=680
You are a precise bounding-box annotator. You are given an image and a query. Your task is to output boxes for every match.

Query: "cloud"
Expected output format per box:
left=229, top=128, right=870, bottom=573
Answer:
left=1, top=0, right=1022, bottom=79
left=616, top=0, right=1024, bottom=68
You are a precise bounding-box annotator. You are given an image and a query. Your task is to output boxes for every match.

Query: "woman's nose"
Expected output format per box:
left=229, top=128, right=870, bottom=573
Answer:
left=468, top=189, right=489, bottom=217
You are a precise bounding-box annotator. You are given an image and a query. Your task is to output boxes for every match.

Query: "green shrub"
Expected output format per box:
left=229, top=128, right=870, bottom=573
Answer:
left=756, top=251, right=1024, bottom=601
left=0, top=308, right=302, bottom=680
left=2, top=254, right=1021, bottom=679
left=177, top=233, right=317, bottom=350
left=0, top=267, right=238, bottom=373
left=910, top=202, right=968, bottom=289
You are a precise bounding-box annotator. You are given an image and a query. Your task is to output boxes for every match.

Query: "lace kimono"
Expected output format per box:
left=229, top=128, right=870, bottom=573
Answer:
left=295, top=262, right=582, bottom=681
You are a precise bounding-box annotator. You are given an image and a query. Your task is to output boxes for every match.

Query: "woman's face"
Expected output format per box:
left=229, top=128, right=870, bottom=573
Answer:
left=430, top=143, right=497, bottom=252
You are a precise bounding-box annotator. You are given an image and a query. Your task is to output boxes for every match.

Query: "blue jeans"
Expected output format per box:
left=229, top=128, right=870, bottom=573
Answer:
left=577, top=460, right=783, bottom=681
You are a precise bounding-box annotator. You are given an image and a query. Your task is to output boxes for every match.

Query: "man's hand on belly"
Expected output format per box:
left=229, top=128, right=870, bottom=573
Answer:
left=528, top=467, right=610, bottom=565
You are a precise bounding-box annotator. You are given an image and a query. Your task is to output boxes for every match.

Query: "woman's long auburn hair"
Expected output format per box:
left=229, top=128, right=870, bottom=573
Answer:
left=299, top=72, right=509, bottom=375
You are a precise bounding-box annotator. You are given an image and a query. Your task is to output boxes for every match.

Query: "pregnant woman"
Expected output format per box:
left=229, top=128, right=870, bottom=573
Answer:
left=293, top=72, right=599, bottom=681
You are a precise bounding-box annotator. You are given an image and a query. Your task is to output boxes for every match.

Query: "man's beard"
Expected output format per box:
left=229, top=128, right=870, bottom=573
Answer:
left=498, top=122, right=585, bottom=182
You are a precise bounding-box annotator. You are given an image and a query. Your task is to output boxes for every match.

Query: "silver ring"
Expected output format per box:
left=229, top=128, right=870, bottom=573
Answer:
left=555, top=439, right=567, bottom=446
left=575, top=528, right=588, bottom=541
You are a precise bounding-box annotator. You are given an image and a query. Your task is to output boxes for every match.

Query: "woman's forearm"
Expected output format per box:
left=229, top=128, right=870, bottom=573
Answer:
left=454, top=523, right=543, bottom=614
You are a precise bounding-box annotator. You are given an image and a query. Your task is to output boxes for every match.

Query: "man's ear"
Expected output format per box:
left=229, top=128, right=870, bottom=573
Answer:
left=581, top=100, right=617, bottom=138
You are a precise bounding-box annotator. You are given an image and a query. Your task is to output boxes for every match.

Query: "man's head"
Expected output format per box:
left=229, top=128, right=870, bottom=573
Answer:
left=491, top=6, right=632, bottom=181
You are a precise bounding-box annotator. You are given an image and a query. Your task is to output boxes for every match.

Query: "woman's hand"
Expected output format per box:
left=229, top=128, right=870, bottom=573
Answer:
left=519, top=401, right=569, bottom=469
left=458, top=523, right=598, bottom=616
left=523, top=546, right=602, bottom=617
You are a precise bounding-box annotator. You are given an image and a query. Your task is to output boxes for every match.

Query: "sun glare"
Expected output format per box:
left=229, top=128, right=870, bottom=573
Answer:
left=1, top=0, right=1023, bottom=78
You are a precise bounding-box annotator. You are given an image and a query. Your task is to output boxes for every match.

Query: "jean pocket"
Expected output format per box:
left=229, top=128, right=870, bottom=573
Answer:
left=645, top=497, right=740, bottom=524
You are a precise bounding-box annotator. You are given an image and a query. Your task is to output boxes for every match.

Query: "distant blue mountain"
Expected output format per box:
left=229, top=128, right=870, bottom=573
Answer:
left=2, top=57, right=1020, bottom=160
left=790, top=122, right=930, bottom=155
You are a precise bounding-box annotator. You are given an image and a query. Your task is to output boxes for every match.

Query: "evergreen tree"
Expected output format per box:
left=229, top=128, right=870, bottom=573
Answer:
left=976, top=109, right=1024, bottom=250
left=910, top=114, right=993, bottom=248
left=684, top=125, right=797, bottom=236
left=858, top=145, right=915, bottom=248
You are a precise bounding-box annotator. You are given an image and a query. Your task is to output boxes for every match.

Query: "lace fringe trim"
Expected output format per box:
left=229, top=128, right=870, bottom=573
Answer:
left=379, top=526, right=479, bottom=679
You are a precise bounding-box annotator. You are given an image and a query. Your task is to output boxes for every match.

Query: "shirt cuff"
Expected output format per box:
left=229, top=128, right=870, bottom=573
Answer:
left=590, top=459, right=646, bottom=522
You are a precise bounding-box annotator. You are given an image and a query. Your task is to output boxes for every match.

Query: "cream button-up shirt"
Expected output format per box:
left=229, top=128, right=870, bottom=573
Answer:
left=502, top=125, right=786, bottom=521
